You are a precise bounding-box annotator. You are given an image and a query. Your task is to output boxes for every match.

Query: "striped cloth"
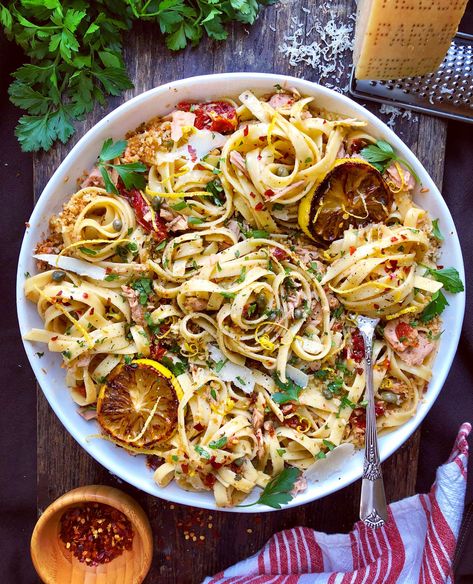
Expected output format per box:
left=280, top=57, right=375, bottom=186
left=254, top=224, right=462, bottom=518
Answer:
left=204, top=423, right=470, bottom=584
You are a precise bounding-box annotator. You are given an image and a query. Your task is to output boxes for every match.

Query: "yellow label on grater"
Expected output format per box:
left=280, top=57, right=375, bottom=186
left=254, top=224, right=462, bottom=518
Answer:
left=354, top=0, right=468, bottom=80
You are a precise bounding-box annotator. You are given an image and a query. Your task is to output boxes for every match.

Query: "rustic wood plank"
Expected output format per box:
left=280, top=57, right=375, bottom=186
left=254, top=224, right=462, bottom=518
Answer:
left=35, top=1, right=448, bottom=581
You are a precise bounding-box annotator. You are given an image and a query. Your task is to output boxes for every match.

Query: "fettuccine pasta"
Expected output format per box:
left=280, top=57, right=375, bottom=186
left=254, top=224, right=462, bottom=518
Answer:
left=24, top=88, right=459, bottom=507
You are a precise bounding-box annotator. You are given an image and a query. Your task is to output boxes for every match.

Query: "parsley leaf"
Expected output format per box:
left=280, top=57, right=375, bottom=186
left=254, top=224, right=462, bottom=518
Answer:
left=360, top=140, right=420, bottom=184
left=431, top=219, right=444, bottom=241
left=131, top=278, right=153, bottom=305
left=420, top=290, right=449, bottom=322
left=424, top=266, right=464, bottom=293
left=272, top=374, right=303, bottom=404
left=97, top=139, right=147, bottom=194
left=238, top=467, right=302, bottom=509
left=208, top=436, right=227, bottom=449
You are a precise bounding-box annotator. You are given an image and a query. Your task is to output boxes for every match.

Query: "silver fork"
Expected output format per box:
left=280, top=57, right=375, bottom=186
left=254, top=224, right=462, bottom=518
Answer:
left=356, top=315, right=388, bottom=529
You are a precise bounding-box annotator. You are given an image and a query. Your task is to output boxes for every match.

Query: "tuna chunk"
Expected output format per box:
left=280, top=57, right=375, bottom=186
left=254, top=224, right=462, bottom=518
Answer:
left=384, top=318, right=435, bottom=366
left=170, top=111, right=196, bottom=142
left=268, top=93, right=294, bottom=109
left=122, top=285, right=146, bottom=325
left=398, top=335, right=435, bottom=366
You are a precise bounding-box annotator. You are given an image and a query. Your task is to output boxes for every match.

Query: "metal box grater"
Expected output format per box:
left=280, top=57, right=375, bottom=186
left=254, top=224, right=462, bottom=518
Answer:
left=349, top=33, right=473, bottom=124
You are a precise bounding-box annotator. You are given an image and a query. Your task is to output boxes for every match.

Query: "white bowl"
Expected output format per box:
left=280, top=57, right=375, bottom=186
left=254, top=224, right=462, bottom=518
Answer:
left=17, top=73, right=465, bottom=512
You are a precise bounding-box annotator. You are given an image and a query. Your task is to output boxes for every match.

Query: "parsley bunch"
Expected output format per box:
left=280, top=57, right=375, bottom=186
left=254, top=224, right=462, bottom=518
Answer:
left=1, top=0, right=275, bottom=152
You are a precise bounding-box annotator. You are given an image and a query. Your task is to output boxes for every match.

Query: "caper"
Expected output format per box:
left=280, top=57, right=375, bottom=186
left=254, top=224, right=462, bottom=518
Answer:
left=380, top=391, right=399, bottom=404
left=294, top=308, right=304, bottom=320
left=276, top=166, right=289, bottom=177
left=322, top=388, right=333, bottom=400
left=52, top=270, right=66, bottom=282
left=233, top=457, right=246, bottom=467
left=256, top=293, right=267, bottom=313
left=112, top=218, right=123, bottom=231
left=151, top=197, right=161, bottom=211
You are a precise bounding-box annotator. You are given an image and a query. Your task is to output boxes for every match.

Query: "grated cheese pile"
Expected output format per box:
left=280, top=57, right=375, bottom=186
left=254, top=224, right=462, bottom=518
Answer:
left=379, top=104, right=418, bottom=129
left=278, top=11, right=354, bottom=93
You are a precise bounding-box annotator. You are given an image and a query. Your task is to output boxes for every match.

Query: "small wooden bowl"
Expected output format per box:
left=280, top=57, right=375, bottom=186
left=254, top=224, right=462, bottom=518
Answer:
left=31, top=485, right=153, bottom=584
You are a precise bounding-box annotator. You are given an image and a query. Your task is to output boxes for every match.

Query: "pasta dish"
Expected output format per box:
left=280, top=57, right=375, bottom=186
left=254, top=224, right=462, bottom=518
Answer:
left=23, top=88, right=462, bottom=507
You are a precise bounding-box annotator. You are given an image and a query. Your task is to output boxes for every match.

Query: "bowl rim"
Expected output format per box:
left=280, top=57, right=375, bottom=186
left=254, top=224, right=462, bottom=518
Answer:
left=17, top=72, right=465, bottom=513
left=30, top=485, right=153, bottom=582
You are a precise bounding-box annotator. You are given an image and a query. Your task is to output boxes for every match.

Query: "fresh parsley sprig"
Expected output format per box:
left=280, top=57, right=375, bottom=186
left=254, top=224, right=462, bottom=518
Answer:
left=1, top=0, right=275, bottom=152
left=424, top=266, right=464, bottom=293
left=97, top=138, right=147, bottom=194
left=419, top=265, right=464, bottom=322
left=238, top=467, right=302, bottom=509
left=360, top=140, right=420, bottom=184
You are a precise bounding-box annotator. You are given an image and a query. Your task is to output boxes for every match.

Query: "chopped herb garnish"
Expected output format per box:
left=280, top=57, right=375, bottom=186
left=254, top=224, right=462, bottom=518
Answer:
left=104, top=273, right=119, bottom=281
left=327, top=378, right=344, bottom=394
left=188, top=216, right=205, bottom=225
left=322, top=439, right=336, bottom=451
left=339, top=395, right=357, bottom=410
left=61, top=350, right=72, bottom=359
left=195, top=445, right=210, bottom=460
left=215, top=359, right=228, bottom=373
left=79, top=246, right=97, bottom=256
left=237, top=266, right=247, bottom=283
left=220, top=291, right=236, bottom=299
left=209, top=436, right=227, bottom=449
left=277, top=448, right=286, bottom=457
left=171, top=201, right=187, bottom=211
left=316, top=451, right=327, bottom=459
left=244, top=229, right=270, bottom=239
left=272, top=374, right=303, bottom=404
left=155, top=239, right=167, bottom=251
left=124, top=355, right=133, bottom=365
left=210, top=388, right=217, bottom=400
left=131, top=278, right=153, bottom=305
left=35, top=352, right=44, bottom=358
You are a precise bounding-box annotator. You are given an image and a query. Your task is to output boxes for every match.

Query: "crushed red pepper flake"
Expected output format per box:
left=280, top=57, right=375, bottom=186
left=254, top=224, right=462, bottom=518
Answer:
left=59, top=503, right=134, bottom=566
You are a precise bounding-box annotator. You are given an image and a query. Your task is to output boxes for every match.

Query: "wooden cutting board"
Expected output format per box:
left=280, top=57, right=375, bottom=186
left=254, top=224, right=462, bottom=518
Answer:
left=34, top=1, right=447, bottom=581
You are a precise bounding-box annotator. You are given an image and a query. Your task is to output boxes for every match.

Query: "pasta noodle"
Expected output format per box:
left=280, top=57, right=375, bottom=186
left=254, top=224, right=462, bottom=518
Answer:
left=24, top=89, right=451, bottom=507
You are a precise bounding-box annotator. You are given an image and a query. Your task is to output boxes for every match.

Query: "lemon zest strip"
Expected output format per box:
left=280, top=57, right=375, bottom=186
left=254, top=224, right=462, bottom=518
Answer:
left=385, top=306, right=420, bottom=320
left=34, top=285, right=94, bottom=349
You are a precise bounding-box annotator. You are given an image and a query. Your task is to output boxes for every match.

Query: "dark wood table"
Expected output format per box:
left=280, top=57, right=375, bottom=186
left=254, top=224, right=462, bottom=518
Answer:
left=34, top=2, right=448, bottom=582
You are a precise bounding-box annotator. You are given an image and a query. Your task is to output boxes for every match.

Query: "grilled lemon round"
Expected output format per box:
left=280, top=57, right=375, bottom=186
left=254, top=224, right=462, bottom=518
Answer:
left=298, top=158, right=393, bottom=246
left=97, top=359, right=182, bottom=449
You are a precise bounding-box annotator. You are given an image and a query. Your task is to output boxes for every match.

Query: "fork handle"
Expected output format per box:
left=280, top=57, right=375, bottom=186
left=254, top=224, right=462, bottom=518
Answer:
left=359, top=328, right=388, bottom=528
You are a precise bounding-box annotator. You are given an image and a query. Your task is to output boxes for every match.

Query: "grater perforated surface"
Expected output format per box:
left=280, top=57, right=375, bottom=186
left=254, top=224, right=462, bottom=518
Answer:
left=349, top=33, right=473, bottom=123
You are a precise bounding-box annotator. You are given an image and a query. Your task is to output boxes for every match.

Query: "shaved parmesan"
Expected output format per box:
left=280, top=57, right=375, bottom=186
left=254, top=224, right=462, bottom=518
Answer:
left=208, top=345, right=255, bottom=394
left=155, top=130, right=227, bottom=167
left=413, top=275, right=443, bottom=293
left=305, top=443, right=356, bottom=483
left=34, top=254, right=107, bottom=280
left=286, top=364, right=309, bottom=388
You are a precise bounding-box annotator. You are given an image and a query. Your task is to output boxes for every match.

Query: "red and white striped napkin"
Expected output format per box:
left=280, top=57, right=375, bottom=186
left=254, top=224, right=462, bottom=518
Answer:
left=204, top=422, right=470, bottom=584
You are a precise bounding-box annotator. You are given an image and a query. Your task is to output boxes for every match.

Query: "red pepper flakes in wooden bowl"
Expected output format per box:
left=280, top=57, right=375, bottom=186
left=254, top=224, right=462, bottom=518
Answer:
left=59, top=502, right=134, bottom=566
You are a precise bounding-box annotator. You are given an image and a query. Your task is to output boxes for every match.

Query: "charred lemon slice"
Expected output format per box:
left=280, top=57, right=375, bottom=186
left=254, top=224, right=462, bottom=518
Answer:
left=97, top=359, right=182, bottom=449
left=298, top=158, right=392, bottom=245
